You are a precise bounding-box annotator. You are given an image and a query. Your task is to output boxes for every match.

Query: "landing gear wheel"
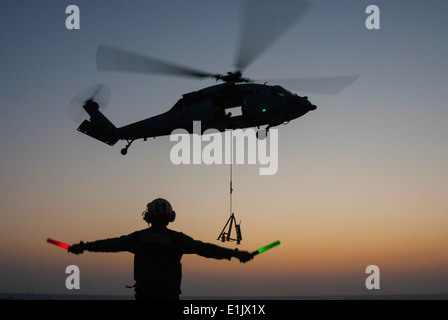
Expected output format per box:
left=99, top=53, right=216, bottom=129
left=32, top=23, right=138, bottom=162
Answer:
left=256, top=127, right=269, bottom=140
left=120, top=140, right=134, bottom=155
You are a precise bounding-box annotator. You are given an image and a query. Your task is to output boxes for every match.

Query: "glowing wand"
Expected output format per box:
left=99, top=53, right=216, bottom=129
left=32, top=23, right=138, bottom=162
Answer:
left=251, top=240, right=281, bottom=257
left=46, top=238, right=70, bottom=250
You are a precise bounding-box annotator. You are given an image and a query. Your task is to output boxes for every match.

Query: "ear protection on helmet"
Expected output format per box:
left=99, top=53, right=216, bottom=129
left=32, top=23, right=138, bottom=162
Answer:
left=142, top=198, right=175, bottom=224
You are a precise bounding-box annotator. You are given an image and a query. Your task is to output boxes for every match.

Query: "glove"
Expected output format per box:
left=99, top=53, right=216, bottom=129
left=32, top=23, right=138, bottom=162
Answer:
left=68, top=241, right=85, bottom=254
left=233, top=249, right=253, bottom=263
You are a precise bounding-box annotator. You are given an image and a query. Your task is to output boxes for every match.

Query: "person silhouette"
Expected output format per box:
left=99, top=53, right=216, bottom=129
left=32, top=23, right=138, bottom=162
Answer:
left=68, top=198, right=253, bottom=300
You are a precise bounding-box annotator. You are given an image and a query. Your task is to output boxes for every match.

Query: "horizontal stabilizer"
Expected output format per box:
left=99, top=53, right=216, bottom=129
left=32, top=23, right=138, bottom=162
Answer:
left=78, top=120, right=118, bottom=146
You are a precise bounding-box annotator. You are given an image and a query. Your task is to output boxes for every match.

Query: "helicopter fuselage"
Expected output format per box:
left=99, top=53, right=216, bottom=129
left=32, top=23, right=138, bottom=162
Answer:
left=77, top=82, right=316, bottom=154
left=120, top=83, right=316, bottom=137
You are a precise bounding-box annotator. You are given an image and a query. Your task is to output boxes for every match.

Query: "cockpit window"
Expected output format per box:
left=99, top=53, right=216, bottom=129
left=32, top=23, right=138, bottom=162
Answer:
left=273, top=85, right=287, bottom=97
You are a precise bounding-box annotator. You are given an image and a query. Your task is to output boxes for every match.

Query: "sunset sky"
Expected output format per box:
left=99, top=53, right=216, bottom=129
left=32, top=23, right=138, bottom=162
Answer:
left=0, top=0, right=447, bottom=297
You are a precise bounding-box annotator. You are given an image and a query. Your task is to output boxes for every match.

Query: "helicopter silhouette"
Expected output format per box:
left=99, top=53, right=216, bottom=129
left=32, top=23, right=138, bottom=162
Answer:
left=71, top=0, right=359, bottom=155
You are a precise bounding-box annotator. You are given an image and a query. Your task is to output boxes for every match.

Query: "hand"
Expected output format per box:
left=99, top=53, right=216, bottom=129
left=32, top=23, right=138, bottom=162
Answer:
left=68, top=241, right=85, bottom=254
left=233, top=249, right=253, bottom=263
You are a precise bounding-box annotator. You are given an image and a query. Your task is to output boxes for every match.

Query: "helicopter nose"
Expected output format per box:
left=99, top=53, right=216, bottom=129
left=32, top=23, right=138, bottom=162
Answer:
left=295, top=96, right=316, bottom=111
left=301, top=96, right=316, bottom=111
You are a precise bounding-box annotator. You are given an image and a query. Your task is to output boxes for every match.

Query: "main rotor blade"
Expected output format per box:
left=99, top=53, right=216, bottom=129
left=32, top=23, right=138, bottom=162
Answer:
left=257, top=75, right=360, bottom=95
left=234, top=0, right=312, bottom=72
left=96, top=45, right=216, bottom=79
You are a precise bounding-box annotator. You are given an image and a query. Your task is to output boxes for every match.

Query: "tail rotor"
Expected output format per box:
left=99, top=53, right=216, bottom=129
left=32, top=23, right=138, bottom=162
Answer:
left=68, top=83, right=111, bottom=122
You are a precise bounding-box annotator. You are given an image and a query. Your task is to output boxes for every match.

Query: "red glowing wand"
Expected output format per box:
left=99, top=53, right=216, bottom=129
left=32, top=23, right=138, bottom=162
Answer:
left=46, top=238, right=70, bottom=250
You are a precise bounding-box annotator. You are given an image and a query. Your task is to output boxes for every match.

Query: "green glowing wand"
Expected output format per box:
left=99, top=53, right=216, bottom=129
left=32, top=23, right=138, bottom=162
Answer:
left=251, top=240, right=281, bottom=257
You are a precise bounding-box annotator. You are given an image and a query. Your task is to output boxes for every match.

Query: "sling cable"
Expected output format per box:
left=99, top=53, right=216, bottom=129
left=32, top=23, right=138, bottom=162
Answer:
left=217, top=130, right=242, bottom=244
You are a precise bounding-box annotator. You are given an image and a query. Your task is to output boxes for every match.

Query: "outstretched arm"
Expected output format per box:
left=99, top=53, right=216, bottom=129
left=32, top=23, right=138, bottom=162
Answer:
left=68, top=233, right=138, bottom=254
left=179, top=233, right=253, bottom=263
left=232, top=249, right=253, bottom=263
left=68, top=241, right=85, bottom=254
left=233, top=249, right=254, bottom=263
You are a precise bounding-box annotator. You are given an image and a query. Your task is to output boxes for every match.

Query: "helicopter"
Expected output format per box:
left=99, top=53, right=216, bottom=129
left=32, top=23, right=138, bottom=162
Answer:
left=71, top=0, right=359, bottom=155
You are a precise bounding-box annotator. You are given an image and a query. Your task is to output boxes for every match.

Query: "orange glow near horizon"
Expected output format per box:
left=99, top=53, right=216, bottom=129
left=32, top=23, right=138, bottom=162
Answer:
left=1, top=180, right=447, bottom=297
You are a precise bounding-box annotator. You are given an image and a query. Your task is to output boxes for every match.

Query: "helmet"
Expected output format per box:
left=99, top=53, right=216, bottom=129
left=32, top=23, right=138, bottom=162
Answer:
left=142, top=198, right=176, bottom=224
